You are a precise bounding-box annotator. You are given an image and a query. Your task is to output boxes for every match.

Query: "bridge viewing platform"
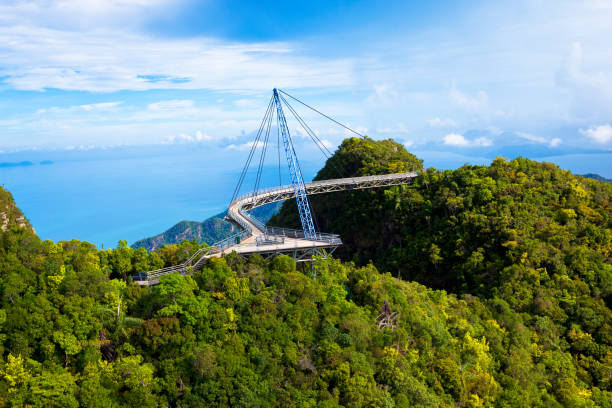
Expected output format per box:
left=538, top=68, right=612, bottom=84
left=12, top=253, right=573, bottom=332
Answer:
left=135, top=88, right=421, bottom=286
left=134, top=172, right=418, bottom=286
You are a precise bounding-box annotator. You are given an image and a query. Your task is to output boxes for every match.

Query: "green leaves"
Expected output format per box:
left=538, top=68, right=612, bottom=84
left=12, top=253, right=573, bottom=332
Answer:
left=0, top=142, right=611, bottom=406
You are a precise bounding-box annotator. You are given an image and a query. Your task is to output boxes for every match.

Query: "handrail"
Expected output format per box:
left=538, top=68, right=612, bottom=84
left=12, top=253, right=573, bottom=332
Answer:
left=237, top=207, right=340, bottom=243
left=229, top=171, right=418, bottom=208
left=138, top=171, right=417, bottom=283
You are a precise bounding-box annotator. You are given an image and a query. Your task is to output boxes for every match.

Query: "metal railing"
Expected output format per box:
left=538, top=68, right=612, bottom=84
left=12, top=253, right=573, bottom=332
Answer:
left=262, top=226, right=341, bottom=243
left=134, top=229, right=251, bottom=282
left=256, top=234, right=286, bottom=246
left=138, top=172, right=417, bottom=283
left=237, top=207, right=340, bottom=244
left=229, top=171, right=419, bottom=209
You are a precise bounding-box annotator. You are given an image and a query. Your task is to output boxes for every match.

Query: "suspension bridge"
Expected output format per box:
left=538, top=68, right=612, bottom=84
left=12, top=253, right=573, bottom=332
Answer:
left=135, top=89, right=419, bottom=285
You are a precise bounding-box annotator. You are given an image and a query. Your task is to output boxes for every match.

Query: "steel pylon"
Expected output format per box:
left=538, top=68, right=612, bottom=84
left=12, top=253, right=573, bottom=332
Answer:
left=272, top=88, right=317, bottom=240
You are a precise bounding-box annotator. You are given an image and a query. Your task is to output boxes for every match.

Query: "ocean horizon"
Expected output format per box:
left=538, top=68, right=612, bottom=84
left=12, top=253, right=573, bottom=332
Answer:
left=1, top=144, right=611, bottom=249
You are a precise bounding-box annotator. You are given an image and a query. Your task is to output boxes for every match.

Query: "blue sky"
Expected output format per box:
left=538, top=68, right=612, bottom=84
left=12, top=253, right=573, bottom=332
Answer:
left=1, top=0, right=611, bottom=174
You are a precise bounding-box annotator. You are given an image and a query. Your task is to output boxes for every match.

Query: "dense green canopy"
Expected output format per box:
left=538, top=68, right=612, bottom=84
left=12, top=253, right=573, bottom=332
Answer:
left=0, top=137, right=610, bottom=407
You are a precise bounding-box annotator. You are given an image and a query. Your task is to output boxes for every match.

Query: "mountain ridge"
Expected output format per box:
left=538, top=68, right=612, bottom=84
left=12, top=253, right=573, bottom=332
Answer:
left=131, top=202, right=282, bottom=250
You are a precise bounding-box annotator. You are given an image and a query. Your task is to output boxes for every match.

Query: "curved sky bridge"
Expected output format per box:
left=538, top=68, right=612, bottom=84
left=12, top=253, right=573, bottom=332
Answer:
left=135, top=89, right=420, bottom=286
left=135, top=172, right=418, bottom=285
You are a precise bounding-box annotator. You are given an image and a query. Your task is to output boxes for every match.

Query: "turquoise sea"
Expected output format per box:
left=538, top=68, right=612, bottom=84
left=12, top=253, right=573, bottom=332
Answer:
left=0, top=145, right=324, bottom=248
left=1, top=145, right=610, bottom=249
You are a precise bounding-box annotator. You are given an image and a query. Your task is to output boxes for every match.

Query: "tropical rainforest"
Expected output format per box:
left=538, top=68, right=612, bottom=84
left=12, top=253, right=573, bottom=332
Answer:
left=0, top=137, right=610, bottom=407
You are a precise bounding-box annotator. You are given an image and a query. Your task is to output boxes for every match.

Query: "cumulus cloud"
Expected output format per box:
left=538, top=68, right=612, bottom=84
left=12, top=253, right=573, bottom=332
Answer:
left=161, top=130, right=214, bottom=144
left=579, top=124, right=612, bottom=144
left=443, top=133, right=492, bottom=147
left=549, top=138, right=562, bottom=147
left=443, top=133, right=469, bottom=147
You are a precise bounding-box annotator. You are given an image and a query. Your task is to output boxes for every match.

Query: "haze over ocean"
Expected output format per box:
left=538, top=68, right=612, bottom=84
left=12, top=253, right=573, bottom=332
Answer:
left=1, top=145, right=610, bottom=248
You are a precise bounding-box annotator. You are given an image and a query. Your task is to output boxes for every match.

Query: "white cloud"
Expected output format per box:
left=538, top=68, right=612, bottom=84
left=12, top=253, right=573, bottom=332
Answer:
left=517, top=131, right=563, bottom=147
left=516, top=131, right=547, bottom=144
left=80, top=102, right=122, bottom=111
left=427, top=117, right=458, bottom=128
left=443, top=133, right=469, bottom=147
left=0, top=22, right=355, bottom=93
left=450, top=86, right=489, bottom=112
left=148, top=100, right=195, bottom=111
left=63, top=144, right=98, bottom=150
left=162, top=130, right=215, bottom=144
left=0, top=0, right=182, bottom=30
left=443, top=133, right=492, bottom=147
left=226, top=140, right=266, bottom=151
left=473, top=137, right=492, bottom=147
left=579, top=124, right=612, bottom=144
left=37, top=101, right=122, bottom=114
left=403, top=140, right=414, bottom=148
left=195, top=130, right=213, bottom=141
left=320, top=139, right=334, bottom=150
left=2, top=1, right=612, bottom=152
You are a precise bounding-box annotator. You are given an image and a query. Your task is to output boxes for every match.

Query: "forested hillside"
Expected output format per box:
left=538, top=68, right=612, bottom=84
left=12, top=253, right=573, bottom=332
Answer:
left=0, top=137, right=610, bottom=407
left=132, top=203, right=282, bottom=251
left=131, top=214, right=235, bottom=251
left=271, top=136, right=612, bottom=406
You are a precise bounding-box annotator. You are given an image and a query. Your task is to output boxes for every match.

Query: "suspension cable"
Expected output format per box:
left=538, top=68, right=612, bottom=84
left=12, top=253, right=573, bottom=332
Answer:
left=254, top=101, right=274, bottom=196
left=230, top=96, right=274, bottom=204
left=279, top=89, right=366, bottom=138
left=279, top=93, right=351, bottom=180
left=280, top=93, right=333, bottom=158
left=276, top=95, right=321, bottom=233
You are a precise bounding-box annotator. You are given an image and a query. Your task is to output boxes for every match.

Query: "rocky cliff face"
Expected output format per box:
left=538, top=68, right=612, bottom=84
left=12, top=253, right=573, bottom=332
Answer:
left=0, top=186, right=35, bottom=234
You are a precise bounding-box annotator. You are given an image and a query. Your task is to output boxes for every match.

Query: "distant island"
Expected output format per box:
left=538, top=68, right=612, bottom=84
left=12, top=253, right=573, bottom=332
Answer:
left=0, top=160, right=54, bottom=168
left=0, top=160, right=35, bottom=168
left=582, top=173, right=612, bottom=183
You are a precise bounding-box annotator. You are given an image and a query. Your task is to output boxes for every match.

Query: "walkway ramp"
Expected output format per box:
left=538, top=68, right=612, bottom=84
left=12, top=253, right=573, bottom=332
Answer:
left=135, top=171, right=418, bottom=286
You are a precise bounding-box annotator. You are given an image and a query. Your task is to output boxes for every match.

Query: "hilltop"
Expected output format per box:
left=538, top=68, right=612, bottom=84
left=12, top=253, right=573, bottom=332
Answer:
left=0, top=138, right=610, bottom=407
